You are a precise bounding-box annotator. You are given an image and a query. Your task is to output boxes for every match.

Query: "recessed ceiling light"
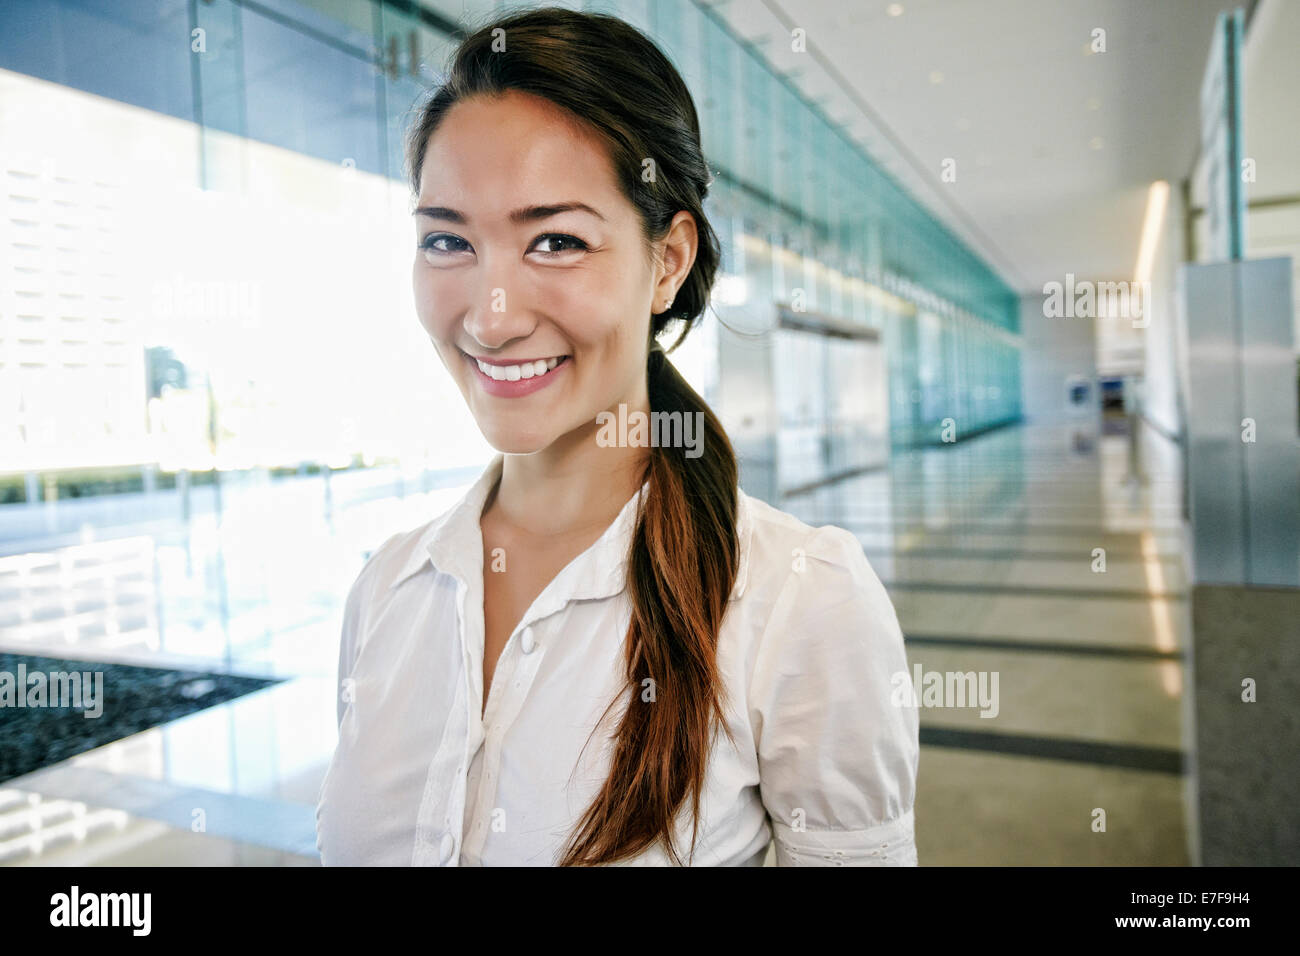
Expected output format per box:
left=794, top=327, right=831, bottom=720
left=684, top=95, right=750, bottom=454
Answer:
left=887, top=3, right=904, bottom=16
left=1089, top=136, right=1104, bottom=150
left=930, top=70, right=944, bottom=84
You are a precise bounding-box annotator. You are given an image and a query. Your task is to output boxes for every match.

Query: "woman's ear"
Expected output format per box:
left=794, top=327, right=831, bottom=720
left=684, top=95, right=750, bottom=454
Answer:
left=653, top=211, right=697, bottom=309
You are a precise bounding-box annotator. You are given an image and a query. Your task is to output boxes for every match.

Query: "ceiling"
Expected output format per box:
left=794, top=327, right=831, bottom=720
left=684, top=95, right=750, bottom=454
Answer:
left=706, top=0, right=1240, bottom=294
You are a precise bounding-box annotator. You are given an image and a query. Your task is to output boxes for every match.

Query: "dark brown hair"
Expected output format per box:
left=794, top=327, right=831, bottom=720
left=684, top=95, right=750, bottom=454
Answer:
left=405, top=5, right=739, bottom=865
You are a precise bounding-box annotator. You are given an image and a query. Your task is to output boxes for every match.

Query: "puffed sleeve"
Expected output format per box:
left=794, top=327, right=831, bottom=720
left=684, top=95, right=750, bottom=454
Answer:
left=749, top=523, right=920, bottom=866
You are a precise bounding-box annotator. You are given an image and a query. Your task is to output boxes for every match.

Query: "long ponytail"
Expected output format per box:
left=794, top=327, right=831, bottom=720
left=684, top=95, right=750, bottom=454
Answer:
left=557, top=343, right=739, bottom=866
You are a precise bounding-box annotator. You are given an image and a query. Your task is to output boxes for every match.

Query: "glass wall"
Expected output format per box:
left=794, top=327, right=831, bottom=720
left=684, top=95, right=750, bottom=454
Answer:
left=644, top=0, right=1022, bottom=453
left=1, top=0, right=1020, bottom=496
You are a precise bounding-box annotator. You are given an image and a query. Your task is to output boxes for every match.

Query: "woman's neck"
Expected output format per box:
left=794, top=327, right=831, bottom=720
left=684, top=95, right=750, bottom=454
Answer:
left=485, top=401, right=652, bottom=540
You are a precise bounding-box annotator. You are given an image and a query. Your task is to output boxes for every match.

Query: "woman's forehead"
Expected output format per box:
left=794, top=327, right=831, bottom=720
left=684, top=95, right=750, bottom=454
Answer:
left=430, top=92, right=602, bottom=164
left=419, top=96, right=624, bottom=220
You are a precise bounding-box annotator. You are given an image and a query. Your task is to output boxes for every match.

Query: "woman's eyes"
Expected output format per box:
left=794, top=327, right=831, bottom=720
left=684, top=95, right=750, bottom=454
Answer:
left=418, top=233, right=588, bottom=258
left=531, top=233, right=588, bottom=255
left=420, top=233, right=470, bottom=255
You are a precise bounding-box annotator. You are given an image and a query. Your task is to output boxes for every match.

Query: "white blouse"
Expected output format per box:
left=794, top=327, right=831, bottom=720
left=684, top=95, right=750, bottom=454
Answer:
left=315, top=453, right=919, bottom=866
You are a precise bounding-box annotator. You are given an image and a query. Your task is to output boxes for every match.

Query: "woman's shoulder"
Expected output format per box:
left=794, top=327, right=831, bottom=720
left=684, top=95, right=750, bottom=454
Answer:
left=336, top=512, right=456, bottom=670
left=738, top=489, right=878, bottom=586
left=344, top=508, right=451, bottom=612
left=352, top=475, right=485, bottom=597
left=735, top=488, right=894, bottom=632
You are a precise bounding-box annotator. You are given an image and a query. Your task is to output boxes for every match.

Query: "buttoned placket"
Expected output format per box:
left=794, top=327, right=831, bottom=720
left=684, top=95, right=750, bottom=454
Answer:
left=416, top=564, right=556, bottom=866
left=462, top=620, right=545, bottom=862
left=410, top=577, right=474, bottom=867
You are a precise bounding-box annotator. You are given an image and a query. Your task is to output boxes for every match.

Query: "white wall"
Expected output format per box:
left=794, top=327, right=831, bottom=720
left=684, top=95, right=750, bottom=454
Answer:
left=1018, top=293, right=1099, bottom=425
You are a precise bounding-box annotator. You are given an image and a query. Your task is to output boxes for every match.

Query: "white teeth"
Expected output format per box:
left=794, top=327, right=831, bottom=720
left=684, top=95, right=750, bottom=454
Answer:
left=475, top=356, right=566, bottom=382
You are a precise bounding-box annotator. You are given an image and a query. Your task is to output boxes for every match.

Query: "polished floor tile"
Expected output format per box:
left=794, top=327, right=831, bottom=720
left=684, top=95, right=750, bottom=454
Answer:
left=915, top=748, right=1191, bottom=865
left=893, top=590, right=1188, bottom=649
left=904, top=645, right=1185, bottom=748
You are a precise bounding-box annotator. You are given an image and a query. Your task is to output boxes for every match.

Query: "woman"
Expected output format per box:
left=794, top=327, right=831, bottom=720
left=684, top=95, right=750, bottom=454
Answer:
left=315, top=6, right=918, bottom=867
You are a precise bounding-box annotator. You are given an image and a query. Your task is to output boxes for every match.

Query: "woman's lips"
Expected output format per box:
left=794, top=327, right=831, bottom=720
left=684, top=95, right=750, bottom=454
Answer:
left=463, top=350, right=570, bottom=398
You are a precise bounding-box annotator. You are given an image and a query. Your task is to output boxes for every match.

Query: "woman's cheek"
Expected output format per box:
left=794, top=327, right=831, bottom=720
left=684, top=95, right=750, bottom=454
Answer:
left=415, top=275, right=455, bottom=342
left=412, top=263, right=436, bottom=334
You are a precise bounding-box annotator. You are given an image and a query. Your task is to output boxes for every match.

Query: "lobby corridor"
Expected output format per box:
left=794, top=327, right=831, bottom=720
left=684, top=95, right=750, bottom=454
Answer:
left=0, top=419, right=1191, bottom=866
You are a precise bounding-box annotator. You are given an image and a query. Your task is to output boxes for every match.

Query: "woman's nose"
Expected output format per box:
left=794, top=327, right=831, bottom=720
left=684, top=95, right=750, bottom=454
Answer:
left=462, top=271, right=535, bottom=349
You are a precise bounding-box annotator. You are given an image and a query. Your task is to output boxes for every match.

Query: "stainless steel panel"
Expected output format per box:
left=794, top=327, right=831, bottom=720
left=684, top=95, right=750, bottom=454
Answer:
left=1237, top=258, right=1300, bottom=586
left=1183, top=261, right=1247, bottom=584
left=1181, top=258, right=1299, bottom=587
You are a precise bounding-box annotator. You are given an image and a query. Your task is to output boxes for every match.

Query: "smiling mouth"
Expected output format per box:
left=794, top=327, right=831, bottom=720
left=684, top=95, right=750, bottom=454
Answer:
left=468, top=353, right=570, bottom=382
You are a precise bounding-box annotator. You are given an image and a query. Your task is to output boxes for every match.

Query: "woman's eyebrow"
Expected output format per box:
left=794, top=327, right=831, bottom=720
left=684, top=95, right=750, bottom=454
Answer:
left=412, top=202, right=606, bottom=224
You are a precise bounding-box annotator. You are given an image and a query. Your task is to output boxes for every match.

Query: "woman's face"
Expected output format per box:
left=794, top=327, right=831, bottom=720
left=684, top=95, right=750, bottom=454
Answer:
left=412, top=90, right=691, bottom=455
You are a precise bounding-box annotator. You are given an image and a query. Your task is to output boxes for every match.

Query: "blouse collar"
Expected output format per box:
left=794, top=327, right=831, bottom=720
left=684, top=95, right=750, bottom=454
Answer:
left=388, top=452, right=752, bottom=605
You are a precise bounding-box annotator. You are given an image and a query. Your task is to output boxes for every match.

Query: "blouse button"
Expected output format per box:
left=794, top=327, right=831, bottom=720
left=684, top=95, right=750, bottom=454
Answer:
left=520, top=628, right=537, bottom=654
left=438, top=833, right=455, bottom=864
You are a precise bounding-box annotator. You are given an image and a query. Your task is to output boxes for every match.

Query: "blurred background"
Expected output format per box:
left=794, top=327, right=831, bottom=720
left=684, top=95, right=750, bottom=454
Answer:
left=0, top=0, right=1296, bottom=865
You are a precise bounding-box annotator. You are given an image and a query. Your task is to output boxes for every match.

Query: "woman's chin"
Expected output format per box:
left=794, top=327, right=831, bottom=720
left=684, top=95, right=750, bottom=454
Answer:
left=481, top=426, right=554, bottom=456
